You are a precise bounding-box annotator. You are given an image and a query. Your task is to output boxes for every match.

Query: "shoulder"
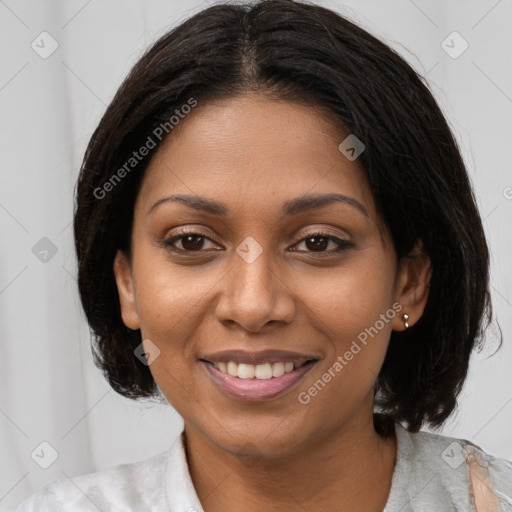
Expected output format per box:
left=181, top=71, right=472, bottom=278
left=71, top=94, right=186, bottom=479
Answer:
left=11, top=449, right=171, bottom=511
left=396, top=424, right=512, bottom=510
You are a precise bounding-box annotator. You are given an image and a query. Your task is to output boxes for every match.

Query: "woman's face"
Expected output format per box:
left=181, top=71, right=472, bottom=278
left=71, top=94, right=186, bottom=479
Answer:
left=114, top=94, right=429, bottom=458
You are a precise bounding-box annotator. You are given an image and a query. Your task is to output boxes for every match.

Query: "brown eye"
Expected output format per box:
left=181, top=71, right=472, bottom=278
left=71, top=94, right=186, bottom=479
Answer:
left=160, top=232, right=219, bottom=253
left=304, top=236, right=330, bottom=252
left=180, top=234, right=206, bottom=251
left=159, top=231, right=353, bottom=255
left=292, top=233, right=353, bottom=254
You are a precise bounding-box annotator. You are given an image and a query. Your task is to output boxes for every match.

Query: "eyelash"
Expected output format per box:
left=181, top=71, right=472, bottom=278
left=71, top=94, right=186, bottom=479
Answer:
left=159, top=230, right=353, bottom=256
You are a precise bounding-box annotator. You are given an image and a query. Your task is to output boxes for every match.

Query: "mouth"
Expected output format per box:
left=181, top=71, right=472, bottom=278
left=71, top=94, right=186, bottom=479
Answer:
left=199, top=349, right=320, bottom=402
left=206, top=360, right=310, bottom=379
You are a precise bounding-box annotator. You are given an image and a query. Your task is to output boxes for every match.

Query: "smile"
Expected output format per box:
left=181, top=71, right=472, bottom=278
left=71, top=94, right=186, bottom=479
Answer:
left=199, top=349, right=320, bottom=401
left=212, top=361, right=297, bottom=379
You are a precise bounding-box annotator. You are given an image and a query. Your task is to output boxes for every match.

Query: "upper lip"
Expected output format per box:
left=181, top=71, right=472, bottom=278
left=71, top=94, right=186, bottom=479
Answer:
left=200, top=349, right=320, bottom=366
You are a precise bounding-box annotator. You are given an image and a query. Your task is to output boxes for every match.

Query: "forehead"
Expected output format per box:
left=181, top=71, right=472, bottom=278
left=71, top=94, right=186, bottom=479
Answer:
left=135, top=94, right=377, bottom=222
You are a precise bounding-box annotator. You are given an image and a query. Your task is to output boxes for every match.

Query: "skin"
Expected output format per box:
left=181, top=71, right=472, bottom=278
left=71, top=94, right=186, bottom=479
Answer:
left=113, top=93, right=432, bottom=511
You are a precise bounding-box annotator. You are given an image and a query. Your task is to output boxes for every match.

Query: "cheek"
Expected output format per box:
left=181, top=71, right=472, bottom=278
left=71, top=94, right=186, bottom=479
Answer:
left=132, top=251, right=212, bottom=339
left=299, top=257, right=395, bottom=334
left=297, top=259, right=395, bottom=387
left=132, top=264, right=209, bottom=409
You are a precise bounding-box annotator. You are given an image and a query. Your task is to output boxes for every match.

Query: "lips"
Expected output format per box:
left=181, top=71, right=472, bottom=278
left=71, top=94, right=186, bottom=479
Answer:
left=199, top=349, right=320, bottom=401
left=200, top=348, right=318, bottom=366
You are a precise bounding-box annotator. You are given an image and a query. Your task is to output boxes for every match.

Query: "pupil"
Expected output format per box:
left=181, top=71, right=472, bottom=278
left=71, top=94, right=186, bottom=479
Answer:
left=182, top=235, right=203, bottom=250
left=307, top=236, right=328, bottom=251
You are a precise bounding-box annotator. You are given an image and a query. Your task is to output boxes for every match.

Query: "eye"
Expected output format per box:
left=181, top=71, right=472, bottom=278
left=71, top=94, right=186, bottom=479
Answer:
left=290, top=232, right=354, bottom=254
left=159, top=231, right=220, bottom=252
left=159, top=230, right=353, bottom=255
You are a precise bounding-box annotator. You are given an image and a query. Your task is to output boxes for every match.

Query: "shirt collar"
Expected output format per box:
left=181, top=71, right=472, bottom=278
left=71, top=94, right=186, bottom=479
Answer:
left=165, top=431, right=205, bottom=511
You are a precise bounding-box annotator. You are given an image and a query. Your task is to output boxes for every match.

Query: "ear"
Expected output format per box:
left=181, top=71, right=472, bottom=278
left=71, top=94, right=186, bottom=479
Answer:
left=113, top=249, right=141, bottom=330
left=392, top=240, right=432, bottom=332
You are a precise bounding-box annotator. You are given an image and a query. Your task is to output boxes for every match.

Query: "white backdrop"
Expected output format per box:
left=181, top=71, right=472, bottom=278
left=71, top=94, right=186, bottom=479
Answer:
left=1, top=0, right=511, bottom=509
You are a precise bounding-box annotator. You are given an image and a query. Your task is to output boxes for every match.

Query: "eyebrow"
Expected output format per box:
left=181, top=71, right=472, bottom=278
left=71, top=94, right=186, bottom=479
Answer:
left=147, top=193, right=369, bottom=218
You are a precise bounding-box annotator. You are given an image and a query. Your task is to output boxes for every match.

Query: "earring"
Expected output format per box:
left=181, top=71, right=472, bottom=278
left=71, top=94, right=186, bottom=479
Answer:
left=402, top=314, right=410, bottom=329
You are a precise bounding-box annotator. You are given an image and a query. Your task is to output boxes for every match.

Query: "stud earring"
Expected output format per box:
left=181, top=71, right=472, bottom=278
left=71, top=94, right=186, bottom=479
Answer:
left=403, top=314, right=409, bottom=329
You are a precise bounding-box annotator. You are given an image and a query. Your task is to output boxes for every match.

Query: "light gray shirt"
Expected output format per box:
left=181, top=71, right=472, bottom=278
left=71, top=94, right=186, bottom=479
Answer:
left=11, top=422, right=512, bottom=511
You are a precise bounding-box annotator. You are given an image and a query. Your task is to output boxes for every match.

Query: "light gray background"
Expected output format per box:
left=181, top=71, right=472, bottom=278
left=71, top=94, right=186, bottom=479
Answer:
left=1, top=0, right=511, bottom=509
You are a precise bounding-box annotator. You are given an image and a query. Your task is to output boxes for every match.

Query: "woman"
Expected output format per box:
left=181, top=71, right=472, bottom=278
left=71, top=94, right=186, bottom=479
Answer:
left=13, top=0, right=512, bottom=510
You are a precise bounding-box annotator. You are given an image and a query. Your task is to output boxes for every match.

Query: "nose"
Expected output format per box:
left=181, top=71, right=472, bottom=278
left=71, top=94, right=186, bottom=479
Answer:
left=214, top=240, right=296, bottom=332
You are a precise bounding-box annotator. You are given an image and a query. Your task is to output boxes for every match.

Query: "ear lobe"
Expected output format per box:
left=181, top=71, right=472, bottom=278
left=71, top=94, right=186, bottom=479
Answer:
left=393, top=241, right=432, bottom=331
left=113, top=249, right=141, bottom=330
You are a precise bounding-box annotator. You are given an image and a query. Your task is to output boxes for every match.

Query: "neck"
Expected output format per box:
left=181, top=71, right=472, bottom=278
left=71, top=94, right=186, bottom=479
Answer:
left=184, top=410, right=397, bottom=512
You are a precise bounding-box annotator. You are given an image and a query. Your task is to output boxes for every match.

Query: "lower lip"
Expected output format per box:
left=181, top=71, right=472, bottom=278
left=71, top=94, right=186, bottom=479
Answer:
left=201, top=361, right=317, bottom=402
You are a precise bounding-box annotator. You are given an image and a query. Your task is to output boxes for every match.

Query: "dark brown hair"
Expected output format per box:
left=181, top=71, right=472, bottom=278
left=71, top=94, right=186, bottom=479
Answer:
left=73, top=0, right=499, bottom=434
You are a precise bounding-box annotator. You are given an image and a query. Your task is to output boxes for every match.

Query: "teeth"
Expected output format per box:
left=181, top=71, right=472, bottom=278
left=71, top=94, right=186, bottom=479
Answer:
left=272, top=362, right=285, bottom=377
left=255, top=362, right=272, bottom=379
left=237, top=363, right=255, bottom=379
left=213, top=361, right=299, bottom=379
left=227, top=361, right=238, bottom=377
